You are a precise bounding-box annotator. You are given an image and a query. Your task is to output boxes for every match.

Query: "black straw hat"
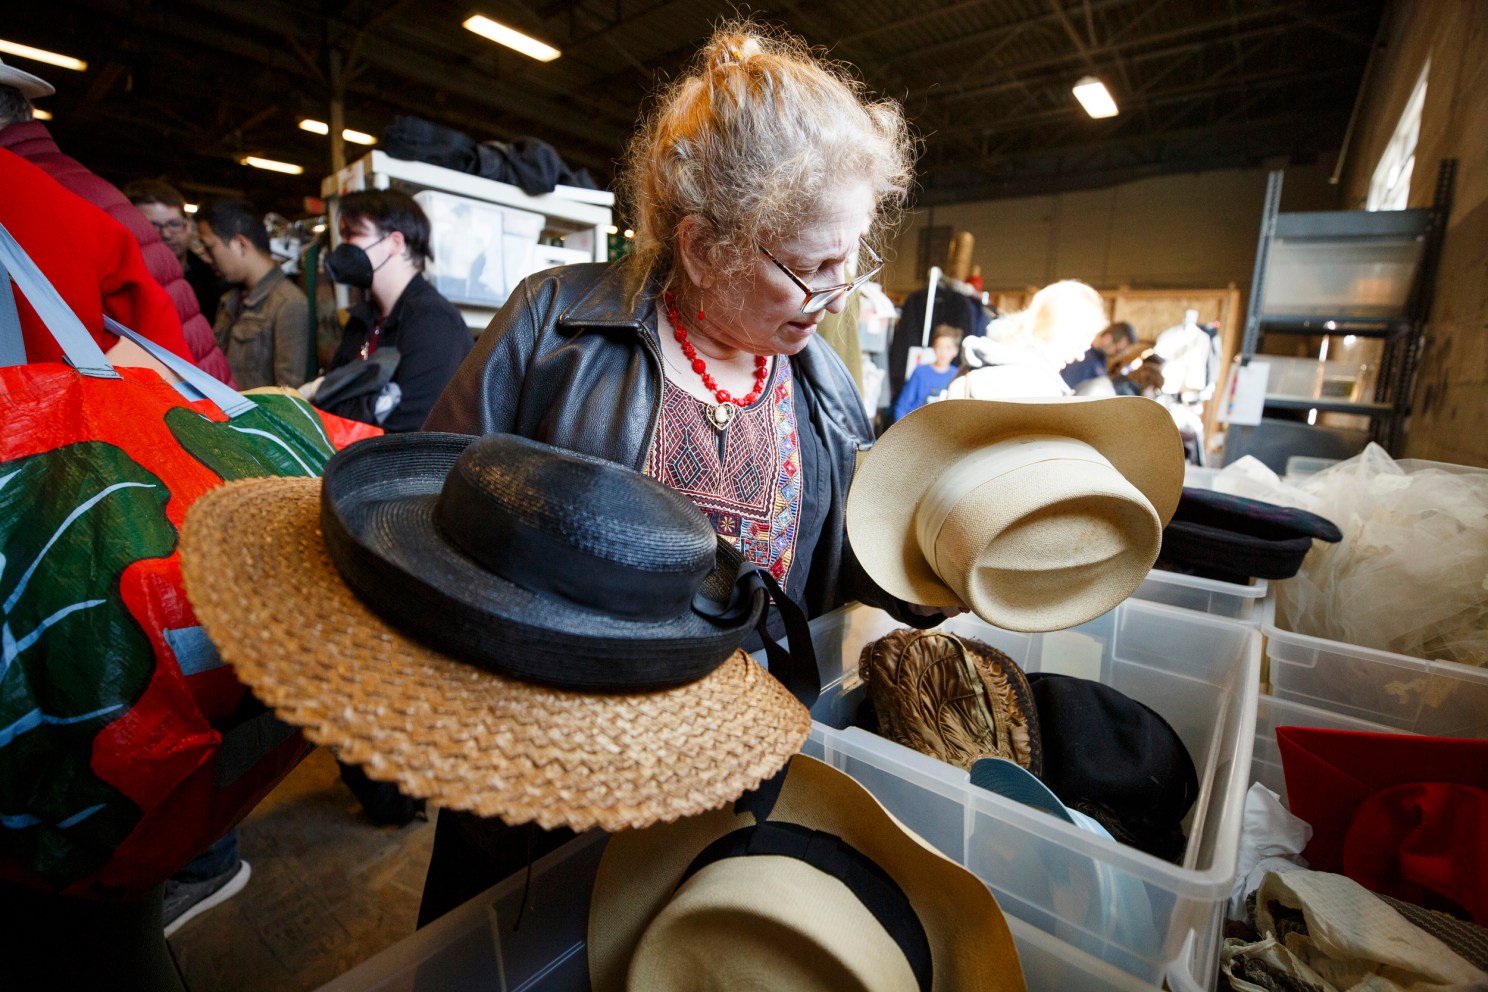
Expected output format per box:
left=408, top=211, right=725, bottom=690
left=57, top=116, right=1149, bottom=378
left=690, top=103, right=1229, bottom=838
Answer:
left=320, top=432, right=768, bottom=691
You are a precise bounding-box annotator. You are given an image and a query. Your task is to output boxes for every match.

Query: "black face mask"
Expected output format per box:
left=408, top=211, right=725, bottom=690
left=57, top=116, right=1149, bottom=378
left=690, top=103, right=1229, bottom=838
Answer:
left=324, top=234, right=389, bottom=289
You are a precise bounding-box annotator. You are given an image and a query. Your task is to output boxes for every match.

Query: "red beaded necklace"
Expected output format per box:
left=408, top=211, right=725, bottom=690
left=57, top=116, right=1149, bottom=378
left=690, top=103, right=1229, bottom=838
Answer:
left=664, top=292, right=769, bottom=429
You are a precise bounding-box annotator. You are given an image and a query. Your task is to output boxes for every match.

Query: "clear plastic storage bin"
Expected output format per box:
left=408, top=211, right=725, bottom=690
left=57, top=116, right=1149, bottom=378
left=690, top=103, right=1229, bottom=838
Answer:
left=1262, top=596, right=1488, bottom=740
left=315, top=831, right=1182, bottom=992
left=1249, top=693, right=1404, bottom=803
left=1131, top=569, right=1267, bottom=623
left=798, top=601, right=1260, bottom=991
left=412, top=189, right=545, bottom=308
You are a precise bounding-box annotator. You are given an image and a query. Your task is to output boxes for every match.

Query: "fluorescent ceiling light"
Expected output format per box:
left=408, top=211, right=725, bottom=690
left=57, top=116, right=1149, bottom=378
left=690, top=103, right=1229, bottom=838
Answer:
left=241, top=155, right=304, bottom=175
left=462, top=15, right=560, bottom=62
left=299, top=119, right=377, bottom=145
left=0, top=39, right=88, bottom=72
left=32, top=108, right=52, bottom=121
left=1072, top=76, right=1118, bottom=119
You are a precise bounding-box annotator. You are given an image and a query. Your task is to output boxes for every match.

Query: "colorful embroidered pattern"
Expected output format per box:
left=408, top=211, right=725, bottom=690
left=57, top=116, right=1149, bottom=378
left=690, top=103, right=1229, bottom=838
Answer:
left=646, top=360, right=803, bottom=590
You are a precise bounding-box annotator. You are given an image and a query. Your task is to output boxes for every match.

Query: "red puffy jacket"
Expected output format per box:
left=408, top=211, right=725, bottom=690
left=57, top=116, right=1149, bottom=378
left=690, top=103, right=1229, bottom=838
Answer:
left=0, top=121, right=235, bottom=385
left=1, top=148, right=194, bottom=364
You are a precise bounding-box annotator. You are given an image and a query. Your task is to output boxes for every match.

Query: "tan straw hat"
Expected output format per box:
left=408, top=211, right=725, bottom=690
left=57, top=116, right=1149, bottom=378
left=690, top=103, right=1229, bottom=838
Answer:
left=589, top=754, right=1027, bottom=992
left=180, top=461, right=812, bottom=832
left=847, top=396, right=1183, bottom=632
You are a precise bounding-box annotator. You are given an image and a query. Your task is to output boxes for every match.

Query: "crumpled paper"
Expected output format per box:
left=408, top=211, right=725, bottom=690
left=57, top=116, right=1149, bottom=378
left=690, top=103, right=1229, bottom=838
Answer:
left=1213, top=445, right=1488, bottom=668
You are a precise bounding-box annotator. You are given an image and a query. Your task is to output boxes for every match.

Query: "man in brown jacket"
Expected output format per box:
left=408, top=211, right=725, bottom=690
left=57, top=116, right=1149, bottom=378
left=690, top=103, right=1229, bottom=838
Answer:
left=196, top=198, right=309, bottom=389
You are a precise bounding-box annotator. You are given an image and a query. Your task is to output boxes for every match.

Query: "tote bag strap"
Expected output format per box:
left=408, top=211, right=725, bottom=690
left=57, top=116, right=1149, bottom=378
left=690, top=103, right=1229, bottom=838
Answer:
left=0, top=221, right=119, bottom=378
left=0, top=252, right=23, bottom=368
left=104, top=316, right=255, bottom=417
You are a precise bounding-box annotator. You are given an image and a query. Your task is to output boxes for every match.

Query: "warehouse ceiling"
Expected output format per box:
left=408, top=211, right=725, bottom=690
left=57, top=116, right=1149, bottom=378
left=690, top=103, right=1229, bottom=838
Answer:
left=8, top=0, right=1385, bottom=217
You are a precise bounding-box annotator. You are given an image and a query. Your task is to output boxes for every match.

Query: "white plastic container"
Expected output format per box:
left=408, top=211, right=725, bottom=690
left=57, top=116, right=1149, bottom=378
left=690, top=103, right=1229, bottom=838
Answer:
left=412, top=189, right=545, bottom=308
left=800, top=601, right=1260, bottom=991
left=313, top=827, right=1180, bottom=992
left=1262, top=596, right=1488, bottom=739
left=1131, top=570, right=1267, bottom=623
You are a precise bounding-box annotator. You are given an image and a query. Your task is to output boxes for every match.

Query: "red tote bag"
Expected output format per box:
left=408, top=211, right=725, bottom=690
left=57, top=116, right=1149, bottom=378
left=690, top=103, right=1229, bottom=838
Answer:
left=0, top=220, right=380, bottom=899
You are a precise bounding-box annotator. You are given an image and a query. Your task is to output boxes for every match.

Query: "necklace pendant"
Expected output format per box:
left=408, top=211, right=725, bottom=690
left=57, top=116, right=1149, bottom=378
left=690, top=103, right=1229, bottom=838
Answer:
left=708, top=400, right=738, bottom=430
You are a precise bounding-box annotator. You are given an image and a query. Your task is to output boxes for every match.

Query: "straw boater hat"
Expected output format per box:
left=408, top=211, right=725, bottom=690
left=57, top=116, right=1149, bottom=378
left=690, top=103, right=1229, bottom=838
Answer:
left=180, top=432, right=812, bottom=831
left=0, top=56, right=55, bottom=99
left=847, top=396, right=1183, bottom=632
left=589, top=754, right=1027, bottom=992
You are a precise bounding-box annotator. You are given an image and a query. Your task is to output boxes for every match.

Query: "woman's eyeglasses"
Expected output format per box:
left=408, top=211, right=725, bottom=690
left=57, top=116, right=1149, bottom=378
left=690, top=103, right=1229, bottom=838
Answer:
left=760, top=238, right=884, bottom=315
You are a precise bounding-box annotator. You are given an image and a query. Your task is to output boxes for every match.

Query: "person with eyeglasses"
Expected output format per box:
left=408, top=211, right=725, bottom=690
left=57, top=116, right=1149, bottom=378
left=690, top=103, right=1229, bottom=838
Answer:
left=124, top=179, right=232, bottom=327
left=418, top=20, right=953, bottom=925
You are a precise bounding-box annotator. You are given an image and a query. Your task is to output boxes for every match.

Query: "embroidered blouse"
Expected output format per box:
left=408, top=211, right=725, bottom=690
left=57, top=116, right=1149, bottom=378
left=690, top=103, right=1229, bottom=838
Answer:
left=645, top=357, right=828, bottom=603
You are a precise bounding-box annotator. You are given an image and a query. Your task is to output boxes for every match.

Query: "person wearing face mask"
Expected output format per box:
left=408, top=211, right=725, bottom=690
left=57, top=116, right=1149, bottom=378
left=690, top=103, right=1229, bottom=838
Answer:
left=306, top=190, right=471, bottom=432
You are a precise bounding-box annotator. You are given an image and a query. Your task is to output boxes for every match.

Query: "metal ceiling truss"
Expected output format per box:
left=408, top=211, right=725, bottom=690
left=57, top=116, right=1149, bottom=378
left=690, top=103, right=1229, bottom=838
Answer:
left=7, top=0, right=1383, bottom=214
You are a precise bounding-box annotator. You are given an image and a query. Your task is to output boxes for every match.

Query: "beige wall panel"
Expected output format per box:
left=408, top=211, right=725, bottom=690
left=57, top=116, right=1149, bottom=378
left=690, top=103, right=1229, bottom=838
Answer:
left=884, top=163, right=1337, bottom=299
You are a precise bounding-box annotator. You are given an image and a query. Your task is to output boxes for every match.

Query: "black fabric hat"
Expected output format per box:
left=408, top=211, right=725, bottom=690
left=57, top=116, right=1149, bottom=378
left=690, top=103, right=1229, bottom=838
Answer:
left=1026, top=673, right=1199, bottom=863
left=319, top=432, right=768, bottom=691
left=1155, top=487, right=1343, bottom=584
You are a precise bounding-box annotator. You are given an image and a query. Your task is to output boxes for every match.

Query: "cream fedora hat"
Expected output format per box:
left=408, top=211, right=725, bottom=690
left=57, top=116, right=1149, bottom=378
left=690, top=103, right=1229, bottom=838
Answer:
left=589, top=754, right=1026, bottom=992
left=847, top=396, right=1183, bottom=632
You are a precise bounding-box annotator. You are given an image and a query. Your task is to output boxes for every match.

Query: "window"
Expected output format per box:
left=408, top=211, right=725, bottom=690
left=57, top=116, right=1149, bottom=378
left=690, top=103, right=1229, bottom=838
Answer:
left=1367, top=61, right=1428, bottom=211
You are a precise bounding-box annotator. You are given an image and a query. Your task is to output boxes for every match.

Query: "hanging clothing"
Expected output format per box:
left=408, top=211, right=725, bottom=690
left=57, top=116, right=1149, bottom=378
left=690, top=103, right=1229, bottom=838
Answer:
left=889, top=283, right=989, bottom=401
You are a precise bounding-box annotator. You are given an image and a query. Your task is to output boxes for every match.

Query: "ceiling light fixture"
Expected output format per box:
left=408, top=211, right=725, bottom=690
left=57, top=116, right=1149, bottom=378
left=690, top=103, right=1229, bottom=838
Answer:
left=1072, top=76, right=1118, bottom=119
left=298, top=119, right=377, bottom=145
left=462, top=15, right=560, bottom=62
left=241, top=155, right=305, bottom=176
left=0, top=39, right=88, bottom=72
left=32, top=108, right=52, bottom=121
left=184, top=203, right=199, bottom=214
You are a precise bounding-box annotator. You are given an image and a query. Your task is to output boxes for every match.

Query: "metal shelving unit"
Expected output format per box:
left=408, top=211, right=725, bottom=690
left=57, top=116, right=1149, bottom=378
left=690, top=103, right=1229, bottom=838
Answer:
left=1232, top=160, right=1455, bottom=464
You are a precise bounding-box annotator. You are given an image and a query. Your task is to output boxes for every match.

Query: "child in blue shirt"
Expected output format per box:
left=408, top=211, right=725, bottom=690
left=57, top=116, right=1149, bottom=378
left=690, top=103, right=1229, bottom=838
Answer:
left=893, top=324, right=962, bottom=422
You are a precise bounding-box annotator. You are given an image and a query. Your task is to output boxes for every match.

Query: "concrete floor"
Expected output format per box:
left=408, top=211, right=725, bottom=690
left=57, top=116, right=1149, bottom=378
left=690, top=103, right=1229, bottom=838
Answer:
left=168, top=748, right=436, bottom=991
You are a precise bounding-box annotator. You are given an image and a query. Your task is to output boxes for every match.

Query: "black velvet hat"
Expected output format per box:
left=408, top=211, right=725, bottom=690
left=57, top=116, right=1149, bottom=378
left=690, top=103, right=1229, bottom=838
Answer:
left=1155, top=487, right=1343, bottom=584
left=1027, top=673, right=1199, bottom=863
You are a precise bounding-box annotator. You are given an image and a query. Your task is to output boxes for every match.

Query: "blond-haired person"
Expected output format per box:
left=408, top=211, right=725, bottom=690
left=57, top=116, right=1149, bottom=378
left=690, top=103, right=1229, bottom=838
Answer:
left=421, top=21, right=942, bottom=922
left=949, top=279, right=1108, bottom=400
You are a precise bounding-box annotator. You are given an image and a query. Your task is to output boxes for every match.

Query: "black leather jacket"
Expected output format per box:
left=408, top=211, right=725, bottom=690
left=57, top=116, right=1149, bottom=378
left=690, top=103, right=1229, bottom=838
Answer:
left=424, top=258, right=915, bottom=623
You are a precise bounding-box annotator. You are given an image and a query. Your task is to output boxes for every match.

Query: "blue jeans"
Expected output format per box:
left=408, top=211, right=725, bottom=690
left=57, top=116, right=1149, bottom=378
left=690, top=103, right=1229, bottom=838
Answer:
left=172, top=829, right=240, bottom=884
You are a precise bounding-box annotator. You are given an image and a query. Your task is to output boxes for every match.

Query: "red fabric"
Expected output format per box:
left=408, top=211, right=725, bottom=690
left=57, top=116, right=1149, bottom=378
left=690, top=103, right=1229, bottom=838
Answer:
left=0, top=121, right=234, bottom=384
left=1278, top=726, right=1488, bottom=921
left=0, top=359, right=380, bottom=899
left=1344, top=782, right=1488, bottom=925
left=1, top=149, right=193, bottom=364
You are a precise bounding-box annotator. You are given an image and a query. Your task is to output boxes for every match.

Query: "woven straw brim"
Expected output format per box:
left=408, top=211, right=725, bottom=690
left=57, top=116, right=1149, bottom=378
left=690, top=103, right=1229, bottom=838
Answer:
left=180, top=478, right=811, bottom=832
left=589, top=755, right=1027, bottom=992
left=846, top=396, right=1183, bottom=619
